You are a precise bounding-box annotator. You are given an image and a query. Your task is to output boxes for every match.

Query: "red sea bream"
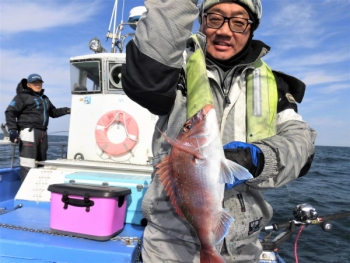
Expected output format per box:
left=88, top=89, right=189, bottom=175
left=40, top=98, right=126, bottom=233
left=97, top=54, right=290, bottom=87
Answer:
left=156, top=104, right=252, bottom=263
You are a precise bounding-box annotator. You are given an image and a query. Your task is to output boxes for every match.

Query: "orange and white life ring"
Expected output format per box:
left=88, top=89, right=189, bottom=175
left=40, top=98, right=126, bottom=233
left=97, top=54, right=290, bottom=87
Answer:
left=95, top=110, right=139, bottom=156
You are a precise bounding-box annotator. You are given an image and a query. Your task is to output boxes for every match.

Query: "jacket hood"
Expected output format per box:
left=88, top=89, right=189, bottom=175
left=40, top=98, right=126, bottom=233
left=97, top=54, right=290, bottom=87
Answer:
left=17, top=78, right=45, bottom=95
left=16, top=79, right=27, bottom=94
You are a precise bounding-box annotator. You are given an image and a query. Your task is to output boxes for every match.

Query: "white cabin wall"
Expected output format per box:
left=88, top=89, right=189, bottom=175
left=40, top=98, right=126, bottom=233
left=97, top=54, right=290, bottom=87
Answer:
left=67, top=93, right=157, bottom=164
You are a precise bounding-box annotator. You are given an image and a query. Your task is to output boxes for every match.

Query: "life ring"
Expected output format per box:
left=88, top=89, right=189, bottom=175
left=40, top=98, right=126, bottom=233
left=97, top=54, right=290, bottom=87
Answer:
left=95, top=110, right=139, bottom=156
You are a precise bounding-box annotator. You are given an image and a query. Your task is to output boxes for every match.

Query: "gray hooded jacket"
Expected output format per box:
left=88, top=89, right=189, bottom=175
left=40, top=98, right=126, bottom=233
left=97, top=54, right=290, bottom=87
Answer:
left=122, top=0, right=316, bottom=262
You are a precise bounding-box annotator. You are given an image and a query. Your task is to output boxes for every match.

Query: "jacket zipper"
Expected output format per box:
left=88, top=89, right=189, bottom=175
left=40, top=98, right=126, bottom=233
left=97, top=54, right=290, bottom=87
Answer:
left=223, top=84, right=231, bottom=104
left=39, top=96, right=47, bottom=126
left=213, top=47, right=269, bottom=106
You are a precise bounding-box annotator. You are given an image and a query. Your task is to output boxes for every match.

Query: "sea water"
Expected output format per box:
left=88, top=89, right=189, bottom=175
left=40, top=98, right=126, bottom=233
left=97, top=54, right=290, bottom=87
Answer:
left=263, top=146, right=350, bottom=262
left=1, top=134, right=349, bottom=262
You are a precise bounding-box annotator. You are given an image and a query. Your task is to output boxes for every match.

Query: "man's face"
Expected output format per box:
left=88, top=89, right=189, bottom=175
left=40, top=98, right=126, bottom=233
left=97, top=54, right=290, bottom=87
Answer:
left=200, top=3, right=252, bottom=61
left=27, top=81, right=43, bottom=93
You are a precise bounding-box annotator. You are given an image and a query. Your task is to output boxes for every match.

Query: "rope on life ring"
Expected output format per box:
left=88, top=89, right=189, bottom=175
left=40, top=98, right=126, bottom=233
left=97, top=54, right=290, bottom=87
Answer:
left=95, top=110, right=139, bottom=156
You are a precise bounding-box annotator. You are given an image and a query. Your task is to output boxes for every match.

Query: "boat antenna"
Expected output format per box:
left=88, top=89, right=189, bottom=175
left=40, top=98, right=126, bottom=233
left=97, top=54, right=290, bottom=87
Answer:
left=106, top=0, right=119, bottom=53
left=106, top=1, right=116, bottom=41
left=105, top=0, right=137, bottom=53
left=121, top=0, right=125, bottom=23
left=112, top=0, right=118, bottom=52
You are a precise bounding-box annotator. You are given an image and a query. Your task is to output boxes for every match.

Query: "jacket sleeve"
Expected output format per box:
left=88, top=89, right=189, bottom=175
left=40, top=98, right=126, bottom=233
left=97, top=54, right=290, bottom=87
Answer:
left=5, top=95, right=24, bottom=131
left=122, top=0, right=199, bottom=115
left=47, top=98, right=70, bottom=118
left=247, top=74, right=317, bottom=189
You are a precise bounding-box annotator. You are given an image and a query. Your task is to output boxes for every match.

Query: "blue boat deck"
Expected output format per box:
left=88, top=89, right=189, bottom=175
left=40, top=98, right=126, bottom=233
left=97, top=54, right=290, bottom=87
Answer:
left=0, top=200, right=144, bottom=263
left=0, top=167, right=284, bottom=263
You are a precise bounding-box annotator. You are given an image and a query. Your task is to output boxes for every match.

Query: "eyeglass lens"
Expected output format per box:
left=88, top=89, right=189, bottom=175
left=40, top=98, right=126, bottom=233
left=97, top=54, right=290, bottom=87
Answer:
left=205, top=13, right=251, bottom=33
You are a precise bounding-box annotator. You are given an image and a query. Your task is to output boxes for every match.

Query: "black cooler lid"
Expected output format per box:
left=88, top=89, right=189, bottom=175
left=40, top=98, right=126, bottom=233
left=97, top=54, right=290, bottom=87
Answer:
left=48, top=183, right=131, bottom=198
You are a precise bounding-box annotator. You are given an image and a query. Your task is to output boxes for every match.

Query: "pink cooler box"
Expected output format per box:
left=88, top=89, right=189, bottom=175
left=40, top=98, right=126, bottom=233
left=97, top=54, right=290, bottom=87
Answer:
left=48, top=183, right=131, bottom=241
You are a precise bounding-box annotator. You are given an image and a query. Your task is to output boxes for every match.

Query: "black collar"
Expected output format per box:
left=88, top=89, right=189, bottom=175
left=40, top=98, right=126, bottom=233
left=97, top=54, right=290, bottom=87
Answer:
left=206, top=39, right=270, bottom=72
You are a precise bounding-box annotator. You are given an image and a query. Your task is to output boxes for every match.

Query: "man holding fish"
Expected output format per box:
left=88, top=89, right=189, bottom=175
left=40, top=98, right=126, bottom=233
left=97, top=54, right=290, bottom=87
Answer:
left=122, top=0, right=317, bottom=262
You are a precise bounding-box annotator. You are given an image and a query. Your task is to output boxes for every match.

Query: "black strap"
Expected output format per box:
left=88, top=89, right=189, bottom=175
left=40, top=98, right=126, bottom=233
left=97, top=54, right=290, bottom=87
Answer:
left=177, top=69, right=187, bottom=97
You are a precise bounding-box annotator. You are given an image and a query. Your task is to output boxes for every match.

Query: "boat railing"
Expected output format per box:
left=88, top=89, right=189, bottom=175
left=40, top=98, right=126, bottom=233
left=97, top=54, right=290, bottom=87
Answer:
left=0, top=140, right=17, bottom=168
left=108, top=22, right=136, bottom=53
left=47, top=142, right=68, bottom=160
left=0, top=140, right=68, bottom=168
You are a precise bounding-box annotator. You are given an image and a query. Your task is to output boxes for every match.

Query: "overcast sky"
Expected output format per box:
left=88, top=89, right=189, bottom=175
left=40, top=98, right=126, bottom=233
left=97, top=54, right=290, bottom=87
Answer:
left=0, top=0, right=349, bottom=147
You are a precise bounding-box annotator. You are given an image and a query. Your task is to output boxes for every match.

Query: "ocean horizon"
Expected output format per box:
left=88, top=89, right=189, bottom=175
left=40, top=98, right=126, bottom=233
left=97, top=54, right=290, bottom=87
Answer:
left=1, top=133, right=349, bottom=148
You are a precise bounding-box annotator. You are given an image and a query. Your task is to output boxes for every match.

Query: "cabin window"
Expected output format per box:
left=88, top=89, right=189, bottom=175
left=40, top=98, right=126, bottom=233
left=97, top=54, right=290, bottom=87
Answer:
left=70, top=61, right=102, bottom=94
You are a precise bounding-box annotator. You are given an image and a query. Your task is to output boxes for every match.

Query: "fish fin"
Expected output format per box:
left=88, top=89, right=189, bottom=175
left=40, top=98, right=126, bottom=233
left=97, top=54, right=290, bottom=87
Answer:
left=215, top=210, right=234, bottom=245
left=157, top=128, right=204, bottom=159
left=156, top=156, right=186, bottom=220
left=168, top=138, right=204, bottom=159
left=220, top=159, right=253, bottom=184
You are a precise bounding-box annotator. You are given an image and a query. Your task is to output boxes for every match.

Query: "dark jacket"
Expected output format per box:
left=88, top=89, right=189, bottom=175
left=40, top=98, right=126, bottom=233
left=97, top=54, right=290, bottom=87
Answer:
left=5, top=78, right=70, bottom=131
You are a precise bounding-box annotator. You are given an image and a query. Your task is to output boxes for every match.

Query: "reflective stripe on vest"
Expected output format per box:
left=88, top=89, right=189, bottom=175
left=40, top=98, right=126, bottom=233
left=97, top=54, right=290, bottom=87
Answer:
left=246, top=59, right=277, bottom=142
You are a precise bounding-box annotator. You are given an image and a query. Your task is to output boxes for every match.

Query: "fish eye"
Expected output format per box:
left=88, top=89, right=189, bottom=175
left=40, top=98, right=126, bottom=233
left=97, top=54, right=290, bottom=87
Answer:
left=183, top=124, right=192, bottom=132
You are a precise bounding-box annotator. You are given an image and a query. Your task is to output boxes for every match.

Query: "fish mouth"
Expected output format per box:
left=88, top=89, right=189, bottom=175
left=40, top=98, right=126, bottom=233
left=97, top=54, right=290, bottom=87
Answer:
left=188, top=107, right=215, bottom=139
left=179, top=106, right=217, bottom=158
left=157, top=105, right=218, bottom=160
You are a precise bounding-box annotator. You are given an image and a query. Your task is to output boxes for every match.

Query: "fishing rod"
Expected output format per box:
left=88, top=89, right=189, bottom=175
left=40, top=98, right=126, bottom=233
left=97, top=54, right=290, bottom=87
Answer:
left=261, top=203, right=350, bottom=263
left=48, top=131, right=69, bottom=135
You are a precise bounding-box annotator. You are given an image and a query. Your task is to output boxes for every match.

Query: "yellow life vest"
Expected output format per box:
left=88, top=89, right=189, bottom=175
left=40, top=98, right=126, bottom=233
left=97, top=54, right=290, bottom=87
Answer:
left=186, top=35, right=277, bottom=142
left=246, top=59, right=277, bottom=142
left=185, top=36, right=213, bottom=119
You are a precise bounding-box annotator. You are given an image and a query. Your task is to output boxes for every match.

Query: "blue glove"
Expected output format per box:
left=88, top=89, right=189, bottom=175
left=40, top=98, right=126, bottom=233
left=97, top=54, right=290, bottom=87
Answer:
left=223, top=141, right=264, bottom=190
left=9, top=130, right=19, bottom=143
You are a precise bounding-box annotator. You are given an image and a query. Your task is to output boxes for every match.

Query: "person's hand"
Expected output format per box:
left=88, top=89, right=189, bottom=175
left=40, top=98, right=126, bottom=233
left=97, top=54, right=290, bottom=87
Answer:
left=66, top=108, right=71, bottom=114
left=9, top=130, right=19, bottom=143
left=223, top=141, right=264, bottom=189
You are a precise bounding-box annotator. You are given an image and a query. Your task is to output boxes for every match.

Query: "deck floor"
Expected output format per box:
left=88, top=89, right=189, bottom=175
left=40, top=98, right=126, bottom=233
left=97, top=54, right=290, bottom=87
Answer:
left=0, top=200, right=144, bottom=263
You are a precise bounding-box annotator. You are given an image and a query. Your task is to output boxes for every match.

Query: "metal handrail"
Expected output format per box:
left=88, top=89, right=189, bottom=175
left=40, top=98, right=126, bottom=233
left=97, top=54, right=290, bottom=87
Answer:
left=0, top=140, right=17, bottom=168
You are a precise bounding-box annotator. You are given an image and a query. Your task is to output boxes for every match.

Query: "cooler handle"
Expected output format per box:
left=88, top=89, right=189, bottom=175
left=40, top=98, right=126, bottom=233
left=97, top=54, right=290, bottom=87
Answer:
left=118, top=195, right=126, bottom=208
left=61, top=192, right=94, bottom=212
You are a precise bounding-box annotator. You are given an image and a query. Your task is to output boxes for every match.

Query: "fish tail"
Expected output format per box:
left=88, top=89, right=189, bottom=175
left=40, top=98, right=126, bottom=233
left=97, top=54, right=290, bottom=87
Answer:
left=215, top=210, right=234, bottom=244
left=200, top=249, right=226, bottom=263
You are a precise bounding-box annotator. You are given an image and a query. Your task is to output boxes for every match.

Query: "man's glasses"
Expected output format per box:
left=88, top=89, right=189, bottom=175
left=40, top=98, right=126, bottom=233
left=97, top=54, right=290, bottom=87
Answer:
left=203, top=13, right=253, bottom=33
